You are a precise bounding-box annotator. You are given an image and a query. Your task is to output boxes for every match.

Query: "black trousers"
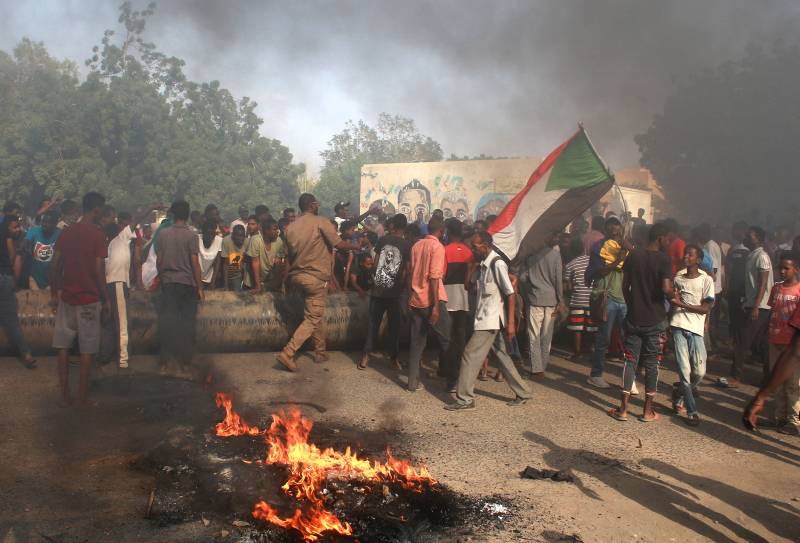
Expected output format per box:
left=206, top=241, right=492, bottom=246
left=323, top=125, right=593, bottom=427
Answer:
left=731, top=308, right=770, bottom=382
left=158, top=282, right=198, bottom=366
left=440, top=310, right=469, bottom=383
left=363, top=296, right=403, bottom=359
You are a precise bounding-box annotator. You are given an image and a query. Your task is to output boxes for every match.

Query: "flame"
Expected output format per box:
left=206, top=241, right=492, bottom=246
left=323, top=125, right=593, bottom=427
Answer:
left=214, top=392, right=262, bottom=437
left=214, top=393, right=436, bottom=541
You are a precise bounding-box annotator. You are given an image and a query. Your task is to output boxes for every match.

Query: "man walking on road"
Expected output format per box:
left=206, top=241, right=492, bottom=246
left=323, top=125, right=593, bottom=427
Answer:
left=729, top=226, right=774, bottom=386
left=608, top=222, right=673, bottom=423
left=521, top=231, right=565, bottom=378
left=277, top=193, right=363, bottom=371
left=445, top=230, right=531, bottom=410
left=407, top=216, right=451, bottom=392
left=50, top=192, right=108, bottom=407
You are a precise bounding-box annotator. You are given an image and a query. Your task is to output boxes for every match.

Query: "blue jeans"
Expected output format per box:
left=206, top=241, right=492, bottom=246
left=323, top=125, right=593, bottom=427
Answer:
left=591, top=299, right=627, bottom=377
left=671, top=327, right=707, bottom=416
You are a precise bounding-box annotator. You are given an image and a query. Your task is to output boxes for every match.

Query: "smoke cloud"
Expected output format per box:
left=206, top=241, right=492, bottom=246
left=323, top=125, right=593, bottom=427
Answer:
left=2, top=0, right=799, bottom=172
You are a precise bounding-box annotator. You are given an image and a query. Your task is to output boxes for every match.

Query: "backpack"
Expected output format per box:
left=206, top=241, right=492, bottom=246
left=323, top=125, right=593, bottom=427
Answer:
left=726, top=247, right=749, bottom=296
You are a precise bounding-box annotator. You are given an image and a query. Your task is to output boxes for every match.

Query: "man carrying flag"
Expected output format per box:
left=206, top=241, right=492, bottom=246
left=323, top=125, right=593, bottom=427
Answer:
left=489, top=126, right=614, bottom=264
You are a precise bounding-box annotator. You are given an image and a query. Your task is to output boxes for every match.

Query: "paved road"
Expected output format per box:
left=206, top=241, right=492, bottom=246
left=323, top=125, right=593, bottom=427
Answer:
left=0, top=350, right=797, bottom=542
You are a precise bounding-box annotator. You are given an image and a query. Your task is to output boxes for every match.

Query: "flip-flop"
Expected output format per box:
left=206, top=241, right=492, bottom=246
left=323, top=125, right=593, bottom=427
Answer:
left=715, top=377, right=737, bottom=389
left=478, top=373, right=489, bottom=381
left=639, top=413, right=661, bottom=423
left=607, top=408, right=628, bottom=422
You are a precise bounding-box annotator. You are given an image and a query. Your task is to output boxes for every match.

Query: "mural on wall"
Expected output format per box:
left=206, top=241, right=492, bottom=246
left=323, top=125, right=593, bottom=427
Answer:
left=361, top=158, right=541, bottom=224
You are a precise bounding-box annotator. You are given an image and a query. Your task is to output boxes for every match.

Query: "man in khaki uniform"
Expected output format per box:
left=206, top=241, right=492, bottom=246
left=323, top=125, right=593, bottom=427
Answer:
left=277, top=193, right=362, bottom=371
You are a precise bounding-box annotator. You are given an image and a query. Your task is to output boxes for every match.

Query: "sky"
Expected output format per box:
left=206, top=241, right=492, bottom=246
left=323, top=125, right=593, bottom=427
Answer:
left=2, top=0, right=798, bottom=174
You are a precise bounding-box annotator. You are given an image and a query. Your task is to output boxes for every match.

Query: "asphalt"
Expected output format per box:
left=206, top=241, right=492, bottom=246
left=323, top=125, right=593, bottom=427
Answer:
left=0, top=348, right=798, bottom=542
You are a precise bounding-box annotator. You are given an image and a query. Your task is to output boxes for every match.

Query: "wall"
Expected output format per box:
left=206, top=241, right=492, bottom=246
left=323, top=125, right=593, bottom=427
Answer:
left=3, top=290, right=378, bottom=354
left=360, top=158, right=541, bottom=224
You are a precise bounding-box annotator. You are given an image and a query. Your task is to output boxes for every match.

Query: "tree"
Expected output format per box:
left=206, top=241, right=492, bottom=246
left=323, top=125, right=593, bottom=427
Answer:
left=314, top=113, right=443, bottom=209
left=0, top=40, right=107, bottom=210
left=0, top=2, right=304, bottom=218
left=635, top=41, right=800, bottom=223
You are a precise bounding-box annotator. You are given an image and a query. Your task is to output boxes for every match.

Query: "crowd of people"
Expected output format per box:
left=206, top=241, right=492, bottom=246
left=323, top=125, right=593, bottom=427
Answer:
left=0, top=193, right=798, bottom=436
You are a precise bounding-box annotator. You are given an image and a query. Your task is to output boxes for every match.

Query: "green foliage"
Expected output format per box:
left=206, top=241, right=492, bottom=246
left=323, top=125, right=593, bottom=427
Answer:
left=315, top=113, right=443, bottom=209
left=0, top=2, right=303, bottom=219
left=636, top=41, right=800, bottom=221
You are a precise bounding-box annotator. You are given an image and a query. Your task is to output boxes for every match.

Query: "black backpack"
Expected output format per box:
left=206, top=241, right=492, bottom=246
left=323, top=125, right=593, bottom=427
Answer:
left=726, top=247, right=749, bottom=296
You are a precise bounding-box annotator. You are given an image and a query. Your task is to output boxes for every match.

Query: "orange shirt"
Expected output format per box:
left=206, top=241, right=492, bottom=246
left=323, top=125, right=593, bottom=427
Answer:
left=409, top=235, right=449, bottom=308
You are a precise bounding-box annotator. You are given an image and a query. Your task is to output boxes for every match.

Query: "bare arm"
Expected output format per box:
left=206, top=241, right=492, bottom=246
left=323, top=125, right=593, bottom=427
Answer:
left=744, top=331, right=800, bottom=430
left=8, top=239, right=21, bottom=281
left=251, top=258, right=262, bottom=292
left=671, top=296, right=713, bottom=315
left=751, top=269, right=769, bottom=320
left=506, top=276, right=518, bottom=340
left=335, top=239, right=362, bottom=252
left=343, top=252, right=353, bottom=290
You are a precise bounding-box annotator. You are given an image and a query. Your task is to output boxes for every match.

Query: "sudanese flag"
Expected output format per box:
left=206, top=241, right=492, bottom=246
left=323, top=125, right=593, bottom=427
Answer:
left=489, top=126, right=614, bottom=262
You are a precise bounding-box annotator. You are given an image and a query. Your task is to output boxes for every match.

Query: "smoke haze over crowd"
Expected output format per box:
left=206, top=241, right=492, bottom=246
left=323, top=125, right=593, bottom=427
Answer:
left=2, top=0, right=799, bottom=173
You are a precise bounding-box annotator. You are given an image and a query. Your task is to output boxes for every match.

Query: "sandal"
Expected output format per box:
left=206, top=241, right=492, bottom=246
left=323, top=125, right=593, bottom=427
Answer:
left=639, top=412, right=661, bottom=423
left=20, top=356, right=37, bottom=370
left=715, top=377, right=738, bottom=388
left=607, top=408, right=628, bottom=422
left=478, top=372, right=489, bottom=381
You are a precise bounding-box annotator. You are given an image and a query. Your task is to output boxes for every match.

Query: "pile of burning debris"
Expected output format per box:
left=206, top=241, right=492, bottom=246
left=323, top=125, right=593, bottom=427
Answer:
left=132, top=392, right=511, bottom=542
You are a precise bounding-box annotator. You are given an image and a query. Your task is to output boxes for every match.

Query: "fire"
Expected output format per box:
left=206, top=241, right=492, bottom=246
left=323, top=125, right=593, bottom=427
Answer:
left=214, top=393, right=437, bottom=541
left=215, top=392, right=262, bottom=437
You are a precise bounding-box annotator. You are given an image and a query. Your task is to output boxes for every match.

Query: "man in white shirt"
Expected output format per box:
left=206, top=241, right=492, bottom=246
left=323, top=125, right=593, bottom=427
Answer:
left=669, top=245, right=715, bottom=426
left=444, top=231, right=531, bottom=410
left=100, top=211, right=138, bottom=369
left=230, top=205, right=248, bottom=232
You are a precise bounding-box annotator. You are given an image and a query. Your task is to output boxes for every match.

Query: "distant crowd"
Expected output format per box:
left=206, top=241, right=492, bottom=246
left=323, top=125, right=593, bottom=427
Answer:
left=0, top=193, right=798, bottom=435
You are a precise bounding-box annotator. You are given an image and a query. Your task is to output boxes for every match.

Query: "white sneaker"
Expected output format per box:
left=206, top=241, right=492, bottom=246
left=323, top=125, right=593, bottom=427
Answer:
left=630, top=382, right=640, bottom=395
left=587, top=376, right=611, bottom=388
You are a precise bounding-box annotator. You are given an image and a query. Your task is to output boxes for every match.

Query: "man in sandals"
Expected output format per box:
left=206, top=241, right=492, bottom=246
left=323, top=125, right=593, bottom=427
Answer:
left=608, top=222, right=673, bottom=422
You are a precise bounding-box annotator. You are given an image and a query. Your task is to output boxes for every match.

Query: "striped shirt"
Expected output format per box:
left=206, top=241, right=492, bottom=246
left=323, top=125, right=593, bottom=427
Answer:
left=564, top=255, right=591, bottom=308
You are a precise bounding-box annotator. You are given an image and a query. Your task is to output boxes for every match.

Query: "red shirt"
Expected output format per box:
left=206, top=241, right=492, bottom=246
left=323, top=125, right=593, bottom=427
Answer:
left=669, top=237, right=686, bottom=275
left=769, top=282, right=800, bottom=345
left=56, top=221, right=108, bottom=305
left=790, top=303, right=800, bottom=335
left=409, top=235, right=448, bottom=309
left=443, top=241, right=473, bottom=280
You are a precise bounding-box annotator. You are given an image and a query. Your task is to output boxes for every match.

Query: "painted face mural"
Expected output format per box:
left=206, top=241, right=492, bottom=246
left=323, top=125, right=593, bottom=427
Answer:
left=440, top=195, right=470, bottom=223
left=474, top=194, right=509, bottom=222
left=397, top=180, right=431, bottom=223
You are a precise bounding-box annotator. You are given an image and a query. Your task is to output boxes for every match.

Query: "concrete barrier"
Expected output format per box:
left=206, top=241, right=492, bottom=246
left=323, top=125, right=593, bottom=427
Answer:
left=4, top=289, right=376, bottom=355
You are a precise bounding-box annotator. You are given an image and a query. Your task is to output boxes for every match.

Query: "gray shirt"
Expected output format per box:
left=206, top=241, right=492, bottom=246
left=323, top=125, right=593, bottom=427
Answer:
left=744, top=246, right=773, bottom=310
left=156, top=224, right=199, bottom=287
left=522, top=246, right=563, bottom=307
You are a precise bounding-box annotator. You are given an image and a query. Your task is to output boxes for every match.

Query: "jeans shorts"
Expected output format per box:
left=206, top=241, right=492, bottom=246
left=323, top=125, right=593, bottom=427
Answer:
left=52, top=300, right=102, bottom=354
